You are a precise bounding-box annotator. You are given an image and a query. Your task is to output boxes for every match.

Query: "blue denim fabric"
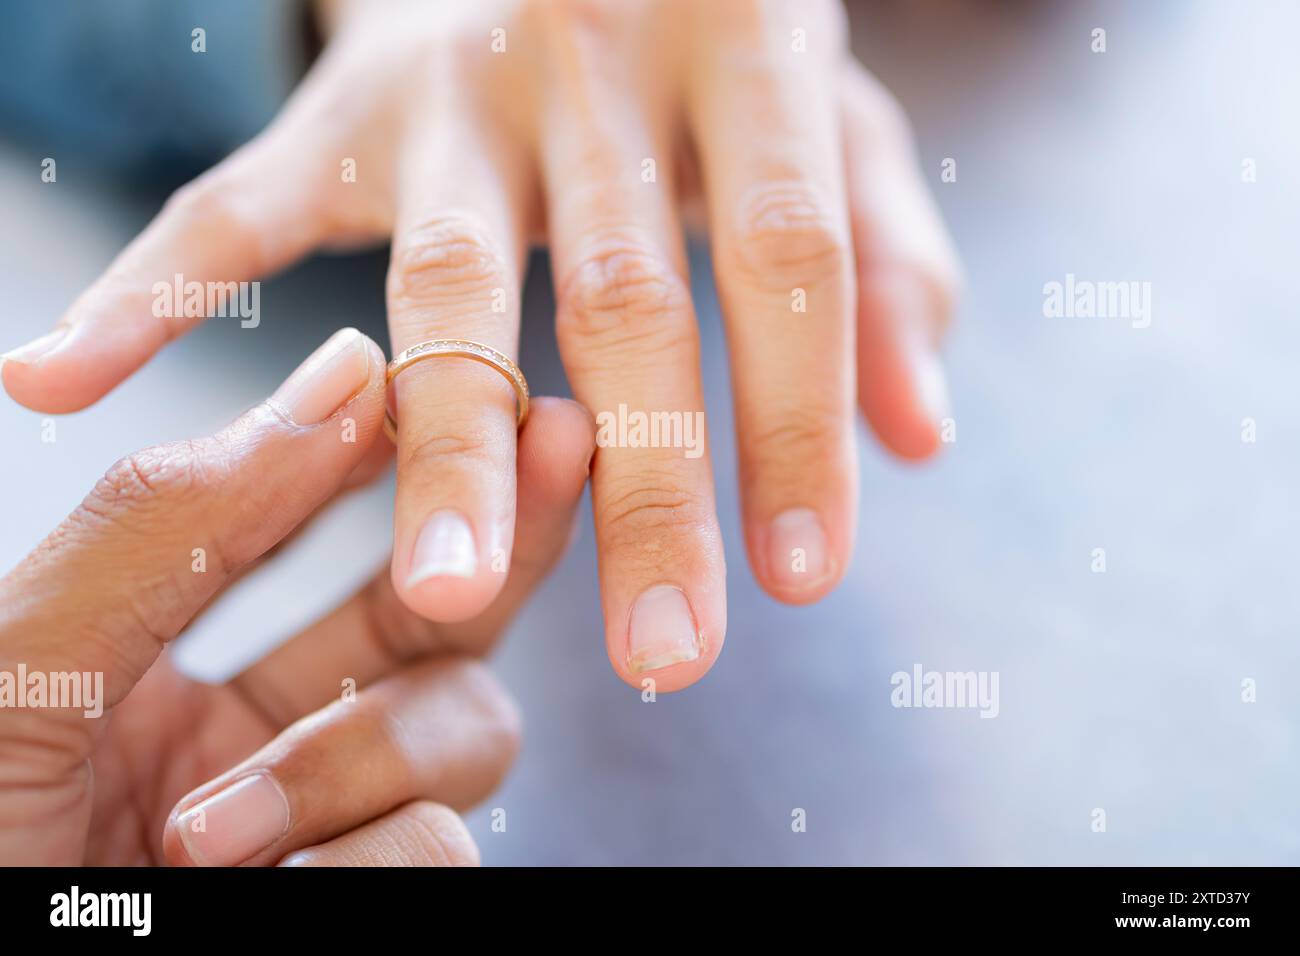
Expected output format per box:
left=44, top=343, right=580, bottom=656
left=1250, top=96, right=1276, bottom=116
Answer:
left=0, top=0, right=306, bottom=185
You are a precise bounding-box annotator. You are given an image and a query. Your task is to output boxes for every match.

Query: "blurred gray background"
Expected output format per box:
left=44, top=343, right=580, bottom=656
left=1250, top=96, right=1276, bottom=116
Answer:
left=1, top=1, right=1297, bottom=864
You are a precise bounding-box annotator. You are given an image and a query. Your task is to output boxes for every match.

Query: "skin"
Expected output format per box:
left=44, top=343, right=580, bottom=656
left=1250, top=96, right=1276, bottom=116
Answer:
left=0, top=331, right=595, bottom=866
left=0, top=0, right=960, bottom=693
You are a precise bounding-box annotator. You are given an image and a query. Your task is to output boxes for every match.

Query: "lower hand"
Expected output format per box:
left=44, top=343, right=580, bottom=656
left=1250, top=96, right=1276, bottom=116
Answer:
left=0, top=330, right=593, bottom=865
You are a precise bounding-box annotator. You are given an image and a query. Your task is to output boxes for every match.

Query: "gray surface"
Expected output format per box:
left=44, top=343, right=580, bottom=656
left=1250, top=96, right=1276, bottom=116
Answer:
left=2, top=1, right=1298, bottom=864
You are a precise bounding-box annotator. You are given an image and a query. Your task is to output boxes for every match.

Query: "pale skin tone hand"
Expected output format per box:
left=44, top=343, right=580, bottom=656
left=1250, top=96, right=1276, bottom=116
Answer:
left=0, top=330, right=595, bottom=866
left=0, top=0, right=960, bottom=693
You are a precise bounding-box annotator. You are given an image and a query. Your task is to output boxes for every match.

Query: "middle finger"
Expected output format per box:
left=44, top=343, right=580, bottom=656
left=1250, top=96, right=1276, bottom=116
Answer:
left=537, top=4, right=726, bottom=691
left=687, top=0, right=858, bottom=604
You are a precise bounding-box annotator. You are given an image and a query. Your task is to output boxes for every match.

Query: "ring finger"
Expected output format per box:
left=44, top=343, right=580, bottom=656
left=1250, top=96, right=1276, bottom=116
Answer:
left=687, top=0, right=858, bottom=604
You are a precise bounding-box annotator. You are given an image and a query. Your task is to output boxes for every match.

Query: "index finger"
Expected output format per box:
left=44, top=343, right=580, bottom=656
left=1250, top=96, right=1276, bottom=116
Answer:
left=1, top=130, right=329, bottom=414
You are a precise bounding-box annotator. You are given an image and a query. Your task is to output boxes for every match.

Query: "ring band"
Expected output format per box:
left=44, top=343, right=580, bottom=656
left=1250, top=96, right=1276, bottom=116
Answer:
left=384, top=339, right=529, bottom=442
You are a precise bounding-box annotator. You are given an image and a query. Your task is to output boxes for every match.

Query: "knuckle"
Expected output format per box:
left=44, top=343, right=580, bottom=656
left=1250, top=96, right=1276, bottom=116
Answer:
left=596, top=472, right=708, bottom=548
left=71, top=442, right=226, bottom=649
left=730, top=182, right=850, bottom=288
left=398, top=423, right=507, bottom=474
left=745, top=405, right=844, bottom=467
left=84, top=442, right=210, bottom=520
left=557, top=243, right=692, bottom=359
left=402, top=802, right=480, bottom=867
left=164, top=178, right=269, bottom=268
left=388, top=214, right=508, bottom=305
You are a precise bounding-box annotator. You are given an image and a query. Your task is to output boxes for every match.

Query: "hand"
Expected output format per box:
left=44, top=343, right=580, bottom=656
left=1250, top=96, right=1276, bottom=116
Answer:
left=0, top=0, right=959, bottom=692
left=0, top=330, right=593, bottom=865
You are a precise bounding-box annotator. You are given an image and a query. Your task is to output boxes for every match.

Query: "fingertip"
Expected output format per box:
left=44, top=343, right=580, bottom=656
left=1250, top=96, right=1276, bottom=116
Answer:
left=394, top=508, right=509, bottom=625
left=859, top=360, right=947, bottom=463
left=518, top=396, right=597, bottom=494
left=610, top=639, right=724, bottom=694
left=608, top=581, right=727, bottom=694
left=396, top=571, right=507, bottom=625
left=749, top=507, right=851, bottom=606
left=0, top=348, right=109, bottom=414
left=856, top=273, right=953, bottom=464
left=865, top=399, right=945, bottom=462
left=3, top=303, right=170, bottom=413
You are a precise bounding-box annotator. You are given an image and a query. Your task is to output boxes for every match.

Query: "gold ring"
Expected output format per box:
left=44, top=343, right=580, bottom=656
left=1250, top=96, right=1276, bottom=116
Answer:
left=384, top=339, right=529, bottom=442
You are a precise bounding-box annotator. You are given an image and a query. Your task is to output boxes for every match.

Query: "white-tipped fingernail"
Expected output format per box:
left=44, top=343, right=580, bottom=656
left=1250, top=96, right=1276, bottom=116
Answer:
left=2, top=328, right=68, bottom=367
left=627, top=585, right=701, bottom=673
left=407, top=510, right=477, bottom=585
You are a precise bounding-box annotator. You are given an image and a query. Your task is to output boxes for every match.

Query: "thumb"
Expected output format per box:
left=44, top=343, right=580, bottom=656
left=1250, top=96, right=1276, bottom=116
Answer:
left=0, top=329, right=387, bottom=713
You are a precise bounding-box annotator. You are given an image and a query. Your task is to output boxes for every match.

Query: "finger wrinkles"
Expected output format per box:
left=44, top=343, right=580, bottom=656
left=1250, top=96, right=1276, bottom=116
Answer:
left=738, top=405, right=846, bottom=485
left=595, top=468, right=713, bottom=550
left=282, top=802, right=479, bottom=868
left=388, top=214, right=510, bottom=310
left=393, top=802, right=480, bottom=866
left=726, top=180, right=850, bottom=290
left=556, top=242, right=693, bottom=369
left=20, top=443, right=234, bottom=679
left=398, top=422, right=511, bottom=476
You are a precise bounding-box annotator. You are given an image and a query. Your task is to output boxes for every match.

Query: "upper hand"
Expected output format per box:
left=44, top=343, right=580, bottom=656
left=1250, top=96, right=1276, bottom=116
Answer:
left=0, top=0, right=960, bottom=692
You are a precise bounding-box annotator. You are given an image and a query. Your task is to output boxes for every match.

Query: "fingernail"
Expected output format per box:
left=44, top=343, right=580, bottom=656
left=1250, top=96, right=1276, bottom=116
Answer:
left=767, top=508, right=828, bottom=589
left=1, top=328, right=68, bottom=367
left=407, top=509, right=477, bottom=585
left=627, top=585, right=701, bottom=673
left=907, top=344, right=950, bottom=427
left=271, top=328, right=370, bottom=426
left=176, top=772, right=291, bottom=867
